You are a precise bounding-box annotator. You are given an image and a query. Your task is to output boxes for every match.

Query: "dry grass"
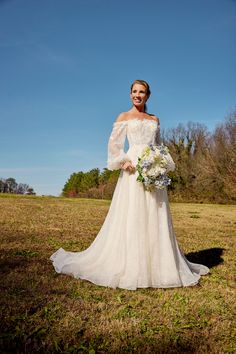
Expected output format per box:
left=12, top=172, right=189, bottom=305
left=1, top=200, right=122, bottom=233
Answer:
left=0, top=194, right=235, bottom=354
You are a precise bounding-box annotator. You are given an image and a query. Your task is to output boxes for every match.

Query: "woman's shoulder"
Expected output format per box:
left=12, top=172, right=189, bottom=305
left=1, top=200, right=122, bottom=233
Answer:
left=147, top=113, right=160, bottom=124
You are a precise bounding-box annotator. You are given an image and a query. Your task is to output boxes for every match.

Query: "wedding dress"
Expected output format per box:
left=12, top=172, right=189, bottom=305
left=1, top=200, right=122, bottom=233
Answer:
left=50, top=118, right=209, bottom=290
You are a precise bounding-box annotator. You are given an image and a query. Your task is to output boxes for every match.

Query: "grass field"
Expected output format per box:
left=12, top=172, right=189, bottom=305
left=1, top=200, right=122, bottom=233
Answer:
left=0, top=194, right=235, bottom=353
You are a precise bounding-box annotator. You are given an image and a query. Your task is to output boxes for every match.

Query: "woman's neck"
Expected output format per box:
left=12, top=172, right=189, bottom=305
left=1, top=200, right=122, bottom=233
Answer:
left=130, top=106, right=145, bottom=114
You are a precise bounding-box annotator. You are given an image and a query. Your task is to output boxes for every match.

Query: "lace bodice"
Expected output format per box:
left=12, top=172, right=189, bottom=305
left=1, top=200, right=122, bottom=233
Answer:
left=107, top=118, right=161, bottom=170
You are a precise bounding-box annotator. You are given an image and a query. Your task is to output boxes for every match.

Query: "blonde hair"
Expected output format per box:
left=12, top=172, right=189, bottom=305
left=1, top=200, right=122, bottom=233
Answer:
left=130, top=80, right=151, bottom=112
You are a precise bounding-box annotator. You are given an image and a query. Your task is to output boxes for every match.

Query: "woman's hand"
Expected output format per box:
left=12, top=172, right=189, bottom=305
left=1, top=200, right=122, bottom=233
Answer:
left=121, top=161, right=136, bottom=174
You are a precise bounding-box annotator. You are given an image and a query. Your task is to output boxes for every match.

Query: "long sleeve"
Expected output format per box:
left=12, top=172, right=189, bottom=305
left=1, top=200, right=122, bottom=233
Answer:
left=107, top=121, right=131, bottom=171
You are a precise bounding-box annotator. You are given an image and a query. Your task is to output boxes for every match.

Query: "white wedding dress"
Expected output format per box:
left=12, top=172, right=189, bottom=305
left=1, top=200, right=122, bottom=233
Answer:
left=50, top=118, right=209, bottom=290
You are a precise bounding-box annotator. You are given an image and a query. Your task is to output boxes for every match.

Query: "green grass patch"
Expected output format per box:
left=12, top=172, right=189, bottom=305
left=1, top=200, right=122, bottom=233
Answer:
left=13, top=250, right=39, bottom=258
left=0, top=194, right=235, bottom=353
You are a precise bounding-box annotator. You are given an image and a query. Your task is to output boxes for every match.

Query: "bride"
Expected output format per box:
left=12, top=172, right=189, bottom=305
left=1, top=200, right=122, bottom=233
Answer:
left=50, top=79, right=209, bottom=290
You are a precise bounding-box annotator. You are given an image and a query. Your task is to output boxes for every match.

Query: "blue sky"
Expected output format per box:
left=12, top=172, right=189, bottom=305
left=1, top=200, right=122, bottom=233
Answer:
left=0, top=0, right=235, bottom=196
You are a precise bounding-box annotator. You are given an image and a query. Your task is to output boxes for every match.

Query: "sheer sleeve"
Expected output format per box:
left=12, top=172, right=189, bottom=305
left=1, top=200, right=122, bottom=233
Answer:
left=107, top=121, right=132, bottom=171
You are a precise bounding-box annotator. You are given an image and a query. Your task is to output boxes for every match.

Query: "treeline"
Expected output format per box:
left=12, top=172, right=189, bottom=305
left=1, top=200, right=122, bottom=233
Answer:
left=63, top=168, right=120, bottom=199
left=0, top=178, right=36, bottom=195
left=62, top=110, right=236, bottom=204
left=162, top=110, right=236, bottom=203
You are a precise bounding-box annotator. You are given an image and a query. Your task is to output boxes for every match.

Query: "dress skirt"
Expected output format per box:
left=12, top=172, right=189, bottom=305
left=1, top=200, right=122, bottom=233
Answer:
left=50, top=142, right=209, bottom=290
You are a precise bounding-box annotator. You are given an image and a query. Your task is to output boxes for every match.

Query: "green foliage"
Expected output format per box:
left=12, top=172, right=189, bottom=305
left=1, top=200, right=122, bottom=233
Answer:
left=63, top=169, right=100, bottom=196
left=98, top=168, right=113, bottom=184
left=136, top=157, right=145, bottom=183
left=62, top=171, right=84, bottom=197
left=80, top=168, right=100, bottom=191
left=13, top=250, right=39, bottom=258
left=63, top=168, right=120, bottom=199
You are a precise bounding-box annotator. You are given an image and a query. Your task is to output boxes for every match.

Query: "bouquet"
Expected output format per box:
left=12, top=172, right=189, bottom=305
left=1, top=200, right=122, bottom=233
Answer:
left=136, top=143, right=175, bottom=191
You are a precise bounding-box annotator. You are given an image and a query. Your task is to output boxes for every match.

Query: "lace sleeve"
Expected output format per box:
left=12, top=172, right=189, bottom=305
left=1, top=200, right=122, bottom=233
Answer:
left=107, top=121, right=131, bottom=171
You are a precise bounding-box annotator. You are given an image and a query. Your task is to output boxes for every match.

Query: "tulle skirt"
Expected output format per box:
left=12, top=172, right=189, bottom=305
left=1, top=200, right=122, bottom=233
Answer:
left=50, top=145, right=209, bottom=290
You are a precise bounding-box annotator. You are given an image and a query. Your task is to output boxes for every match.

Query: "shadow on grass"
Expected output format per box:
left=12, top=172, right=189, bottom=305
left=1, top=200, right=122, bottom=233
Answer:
left=186, top=247, right=225, bottom=268
left=1, top=328, right=208, bottom=354
left=0, top=257, right=29, bottom=274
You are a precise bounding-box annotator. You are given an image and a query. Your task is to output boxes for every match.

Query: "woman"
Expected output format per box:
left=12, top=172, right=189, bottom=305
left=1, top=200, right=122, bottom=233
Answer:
left=50, top=80, right=209, bottom=290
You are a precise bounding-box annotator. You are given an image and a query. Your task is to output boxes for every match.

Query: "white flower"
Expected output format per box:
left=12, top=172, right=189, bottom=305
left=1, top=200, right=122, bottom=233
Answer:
left=136, top=143, right=175, bottom=191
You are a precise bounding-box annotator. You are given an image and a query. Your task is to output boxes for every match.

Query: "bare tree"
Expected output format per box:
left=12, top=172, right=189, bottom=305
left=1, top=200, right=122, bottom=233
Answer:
left=16, top=183, right=30, bottom=194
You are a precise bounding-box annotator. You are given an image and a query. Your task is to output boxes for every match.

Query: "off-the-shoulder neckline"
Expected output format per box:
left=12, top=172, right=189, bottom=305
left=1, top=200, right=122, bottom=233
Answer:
left=113, top=118, right=159, bottom=125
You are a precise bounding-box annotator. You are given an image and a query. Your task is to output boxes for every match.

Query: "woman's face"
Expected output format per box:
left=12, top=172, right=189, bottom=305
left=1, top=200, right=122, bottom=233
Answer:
left=130, top=83, right=149, bottom=109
